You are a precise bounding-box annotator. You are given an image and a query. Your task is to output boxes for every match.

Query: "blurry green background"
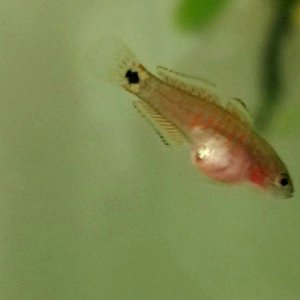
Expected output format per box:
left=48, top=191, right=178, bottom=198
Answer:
left=0, top=0, right=300, bottom=299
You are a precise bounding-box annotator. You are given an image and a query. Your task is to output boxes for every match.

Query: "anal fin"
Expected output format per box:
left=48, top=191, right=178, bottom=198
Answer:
left=133, top=100, right=186, bottom=146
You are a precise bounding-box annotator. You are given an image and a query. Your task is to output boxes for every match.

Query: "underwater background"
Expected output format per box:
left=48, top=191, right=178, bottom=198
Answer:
left=0, top=0, right=299, bottom=299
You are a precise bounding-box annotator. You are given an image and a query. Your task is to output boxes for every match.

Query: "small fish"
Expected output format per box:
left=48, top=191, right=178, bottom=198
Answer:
left=87, top=36, right=294, bottom=198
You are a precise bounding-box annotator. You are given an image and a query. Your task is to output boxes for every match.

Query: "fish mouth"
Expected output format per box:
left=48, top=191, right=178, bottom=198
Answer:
left=284, top=182, right=294, bottom=199
left=269, top=184, right=294, bottom=199
left=284, top=191, right=294, bottom=199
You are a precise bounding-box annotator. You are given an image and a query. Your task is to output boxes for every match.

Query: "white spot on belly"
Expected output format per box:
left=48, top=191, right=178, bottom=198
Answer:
left=196, top=146, right=211, bottom=160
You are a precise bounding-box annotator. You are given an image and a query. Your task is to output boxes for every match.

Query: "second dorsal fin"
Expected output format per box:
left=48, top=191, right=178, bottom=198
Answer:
left=156, top=66, right=252, bottom=126
left=133, top=100, right=186, bottom=146
left=226, top=97, right=252, bottom=125
left=156, top=65, right=219, bottom=104
left=157, top=66, right=216, bottom=87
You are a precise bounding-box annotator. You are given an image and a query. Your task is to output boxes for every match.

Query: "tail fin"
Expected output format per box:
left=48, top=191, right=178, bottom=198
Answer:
left=86, top=35, right=144, bottom=87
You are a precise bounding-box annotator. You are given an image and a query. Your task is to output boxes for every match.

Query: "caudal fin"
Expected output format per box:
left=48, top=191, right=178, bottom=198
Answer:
left=86, top=35, right=144, bottom=86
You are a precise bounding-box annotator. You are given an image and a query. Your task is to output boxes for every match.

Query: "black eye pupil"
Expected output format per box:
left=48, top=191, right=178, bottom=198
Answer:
left=280, top=178, right=288, bottom=186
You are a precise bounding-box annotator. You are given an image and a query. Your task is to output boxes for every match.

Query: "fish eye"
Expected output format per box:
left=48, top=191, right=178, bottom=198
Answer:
left=280, top=177, right=289, bottom=186
left=277, top=173, right=289, bottom=187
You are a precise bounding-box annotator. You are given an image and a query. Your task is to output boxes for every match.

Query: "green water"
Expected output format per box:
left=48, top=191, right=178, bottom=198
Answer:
left=0, top=0, right=299, bottom=299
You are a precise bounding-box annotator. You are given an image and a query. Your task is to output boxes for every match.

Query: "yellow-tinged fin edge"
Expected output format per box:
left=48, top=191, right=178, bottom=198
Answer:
left=133, top=100, right=186, bottom=146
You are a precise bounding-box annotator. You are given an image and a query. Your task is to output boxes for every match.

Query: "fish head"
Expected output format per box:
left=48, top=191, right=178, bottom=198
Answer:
left=247, top=133, right=294, bottom=198
left=249, top=161, right=294, bottom=199
left=268, top=171, right=294, bottom=199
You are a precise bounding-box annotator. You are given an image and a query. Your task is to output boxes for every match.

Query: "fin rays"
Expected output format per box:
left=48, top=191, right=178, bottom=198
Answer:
left=133, top=100, right=186, bottom=146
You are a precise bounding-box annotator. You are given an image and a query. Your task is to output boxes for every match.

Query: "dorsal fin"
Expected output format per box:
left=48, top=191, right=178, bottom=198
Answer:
left=226, top=97, right=252, bottom=125
left=157, top=66, right=216, bottom=87
left=133, top=100, right=186, bottom=146
left=156, top=65, right=219, bottom=104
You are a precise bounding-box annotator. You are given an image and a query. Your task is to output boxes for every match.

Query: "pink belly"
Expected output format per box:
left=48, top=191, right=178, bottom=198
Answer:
left=190, top=127, right=251, bottom=183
